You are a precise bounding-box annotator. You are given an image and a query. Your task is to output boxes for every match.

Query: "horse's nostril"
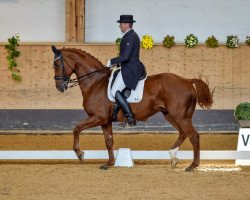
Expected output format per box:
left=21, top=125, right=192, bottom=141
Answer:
left=56, top=84, right=65, bottom=93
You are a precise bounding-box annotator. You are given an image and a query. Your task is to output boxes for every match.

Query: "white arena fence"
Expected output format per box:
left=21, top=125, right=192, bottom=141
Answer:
left=0, top=150, right=249, bottom=160
left=0, top=128, right=249, bottom=166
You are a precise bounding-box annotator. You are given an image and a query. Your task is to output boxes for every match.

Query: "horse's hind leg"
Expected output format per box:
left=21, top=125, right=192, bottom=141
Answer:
left=169, top=133, right=187, bottom=168
left=178, top=119, right=200, bottom=172
left=164, top=114, right=187, bottom=168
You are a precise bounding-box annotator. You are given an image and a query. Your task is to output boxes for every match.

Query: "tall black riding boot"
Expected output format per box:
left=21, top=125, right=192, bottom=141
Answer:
left=115, top=91, right=136, bottom=126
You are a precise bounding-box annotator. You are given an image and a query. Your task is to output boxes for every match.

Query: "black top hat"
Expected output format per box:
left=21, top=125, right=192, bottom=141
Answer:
left=117, top=15, right=136, bottom=23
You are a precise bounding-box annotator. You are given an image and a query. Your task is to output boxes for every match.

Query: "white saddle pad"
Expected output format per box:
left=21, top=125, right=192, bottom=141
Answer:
left=107, top=69, right=147, bottom=103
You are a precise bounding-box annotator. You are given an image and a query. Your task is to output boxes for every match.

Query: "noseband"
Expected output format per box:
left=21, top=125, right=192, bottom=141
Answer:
left=53, top=51, right=108, bottom=89
left=53, top=51, right=69, bottom=81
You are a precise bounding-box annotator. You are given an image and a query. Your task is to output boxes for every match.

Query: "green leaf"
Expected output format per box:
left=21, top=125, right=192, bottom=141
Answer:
left=12, top=72, right=22, bottom=82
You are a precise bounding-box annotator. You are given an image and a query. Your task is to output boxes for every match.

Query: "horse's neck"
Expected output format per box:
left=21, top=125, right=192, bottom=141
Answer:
left=75, top=57, right=106, bottom=94
left=77, top=62, right=104, bottom=76
left=75, top=50, right=104, bottom=72
left=77, top=69, right=110, bottom=97
left=64, top=48, right=109, bottom=96
left=63, top=48, right=104, bottom=73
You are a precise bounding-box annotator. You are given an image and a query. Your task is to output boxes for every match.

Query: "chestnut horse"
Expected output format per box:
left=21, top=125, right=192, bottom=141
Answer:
left=52, top=46, right=213, bottom=171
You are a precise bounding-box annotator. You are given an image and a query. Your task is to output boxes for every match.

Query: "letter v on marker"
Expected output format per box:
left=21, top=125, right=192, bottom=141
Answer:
left=241, top=134, right=250, bottom=146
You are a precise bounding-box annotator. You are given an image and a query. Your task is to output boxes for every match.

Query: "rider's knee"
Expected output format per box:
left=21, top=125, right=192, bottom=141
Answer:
left=111, top=89, right=121, bottom=98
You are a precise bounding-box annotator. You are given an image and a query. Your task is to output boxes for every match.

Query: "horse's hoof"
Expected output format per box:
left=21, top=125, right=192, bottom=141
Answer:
left=100, top=164, right=109, bottom=170
left=185, top=165, right=198, bottom=172
left=185, top=163, right=199, bottom=172
left=185, top=167, right=193, bottom=172
left=170, top=158, right=179, bottom=169
left=78, top=151, right=84, bottom=161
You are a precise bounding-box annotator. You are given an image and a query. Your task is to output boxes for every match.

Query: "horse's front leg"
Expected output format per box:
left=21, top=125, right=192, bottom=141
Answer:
left=100, top=123, right=115, bottom=170
left=73, top=116, right=102, bottom=160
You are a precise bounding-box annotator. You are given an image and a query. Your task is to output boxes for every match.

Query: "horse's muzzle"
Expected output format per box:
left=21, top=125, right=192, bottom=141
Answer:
left=56, top=82, right=68, bottom=93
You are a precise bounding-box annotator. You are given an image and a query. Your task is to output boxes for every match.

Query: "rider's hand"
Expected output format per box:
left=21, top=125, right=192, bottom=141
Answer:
left=106, top=60, right=112, bottom=68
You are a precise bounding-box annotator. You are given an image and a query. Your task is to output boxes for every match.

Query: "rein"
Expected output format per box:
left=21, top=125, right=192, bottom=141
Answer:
left=67, top=68, right=109, bottom=88
left=53, top=51, right=109, bottom=89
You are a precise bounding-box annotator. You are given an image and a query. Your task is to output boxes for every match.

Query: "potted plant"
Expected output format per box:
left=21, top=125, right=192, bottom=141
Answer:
left=185, top=34, right=198, bottom=48
left=226, top=35, right=239, bottom=49
left=234, top=102, right=250, bottom=128
left=5, top=34, right=22, bottom=81
left=115, top=38, right=121, bottom=56
left=245, top=36, right=250, bottom=46
left=162, top=35, right=175, bottom=48
left=141, top=35, right=154, bottom=49
left=205, top=35, right=219, bottom=48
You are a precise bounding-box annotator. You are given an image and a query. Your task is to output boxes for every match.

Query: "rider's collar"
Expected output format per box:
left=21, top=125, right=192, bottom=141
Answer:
left=122, top=28, right=132, bottom=35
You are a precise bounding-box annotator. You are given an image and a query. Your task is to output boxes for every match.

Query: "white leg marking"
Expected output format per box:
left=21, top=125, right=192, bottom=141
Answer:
left=169, top=147, right=179, bottom=159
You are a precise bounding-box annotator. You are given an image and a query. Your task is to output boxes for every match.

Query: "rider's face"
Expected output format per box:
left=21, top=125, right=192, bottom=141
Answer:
left=119, top=23, right=129, bottom=33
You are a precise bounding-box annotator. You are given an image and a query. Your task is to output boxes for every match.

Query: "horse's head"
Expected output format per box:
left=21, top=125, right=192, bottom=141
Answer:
left=52, top=46, right=108, bottom=93
left=51, top=46, right=75, bottom=93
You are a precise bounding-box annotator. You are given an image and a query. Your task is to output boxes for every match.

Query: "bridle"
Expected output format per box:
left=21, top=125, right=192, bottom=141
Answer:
left=53, top=50, right=109, bottom=90
left=53, top=51, right=72, bottom=89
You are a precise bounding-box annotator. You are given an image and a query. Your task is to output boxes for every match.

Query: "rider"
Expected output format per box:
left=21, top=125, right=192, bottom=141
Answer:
left=107, top=15, right=146, bottom=126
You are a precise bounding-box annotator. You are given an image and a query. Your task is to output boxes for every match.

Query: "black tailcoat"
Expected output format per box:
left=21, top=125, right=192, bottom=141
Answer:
left=110, top=29, right=146, bottom=90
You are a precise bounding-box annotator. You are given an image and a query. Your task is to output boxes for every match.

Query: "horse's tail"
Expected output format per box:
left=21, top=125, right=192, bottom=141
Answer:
left=190, top=76, right=214, bottom=109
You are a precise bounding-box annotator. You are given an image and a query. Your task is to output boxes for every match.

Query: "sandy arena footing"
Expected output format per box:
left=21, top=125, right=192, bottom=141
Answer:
left=0, top=132, right=249, bottom=200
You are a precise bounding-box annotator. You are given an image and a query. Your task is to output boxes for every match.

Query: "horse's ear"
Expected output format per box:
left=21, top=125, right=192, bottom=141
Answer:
left=51, top=45, right=59, bottom=54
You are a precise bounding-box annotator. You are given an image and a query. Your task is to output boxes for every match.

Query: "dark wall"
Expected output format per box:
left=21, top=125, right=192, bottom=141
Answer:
left=0, top=109, right=239, bottom=132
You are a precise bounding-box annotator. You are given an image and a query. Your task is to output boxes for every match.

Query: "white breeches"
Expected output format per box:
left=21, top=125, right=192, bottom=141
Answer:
left=111, top=71, right=126, bottom=97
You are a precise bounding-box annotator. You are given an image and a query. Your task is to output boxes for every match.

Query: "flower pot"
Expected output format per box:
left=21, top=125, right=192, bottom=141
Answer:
left=238, top=120, right=250, bottom=128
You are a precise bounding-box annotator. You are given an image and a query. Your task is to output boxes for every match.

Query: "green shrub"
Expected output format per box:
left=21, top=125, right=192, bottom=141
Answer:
left=226, top=35, right=239, bottom=49
left=234, top=102, right=250, bottom=120
left=205, top=35, right=219, bottom=48
left=163, top=35, right=175, bottom=48
left=115, top=38, right=121, bottom=56
left=185, top=34, right=198, bottom=48
left=5, top=34, right=22, bottom=81
left=245, top=36, right=250, bottom=46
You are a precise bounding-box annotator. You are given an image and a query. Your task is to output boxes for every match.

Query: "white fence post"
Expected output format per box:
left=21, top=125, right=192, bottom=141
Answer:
left=114, top=148, right=134, bottom=167
left=235, top=128, right=250, bottom=165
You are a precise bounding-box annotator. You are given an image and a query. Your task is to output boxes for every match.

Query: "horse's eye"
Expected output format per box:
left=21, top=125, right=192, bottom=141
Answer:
left=54, top=62, right=60, bottom=68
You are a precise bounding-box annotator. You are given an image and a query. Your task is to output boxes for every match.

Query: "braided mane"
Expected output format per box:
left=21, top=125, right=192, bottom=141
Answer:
left=62, top=48, right=104, bottom=67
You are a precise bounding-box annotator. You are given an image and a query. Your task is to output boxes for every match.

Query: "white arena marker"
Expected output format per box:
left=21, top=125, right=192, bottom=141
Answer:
left=236, top=128, right=250, bottom=166
left=114, top=148, right=134, bottom=167
left=198, top=167, right=241, bottom=172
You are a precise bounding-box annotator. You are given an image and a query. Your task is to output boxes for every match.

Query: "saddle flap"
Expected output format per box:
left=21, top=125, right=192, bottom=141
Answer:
left=107, top=69, right=147, bottom=103
left=122, top=88, right=131, bottom=99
